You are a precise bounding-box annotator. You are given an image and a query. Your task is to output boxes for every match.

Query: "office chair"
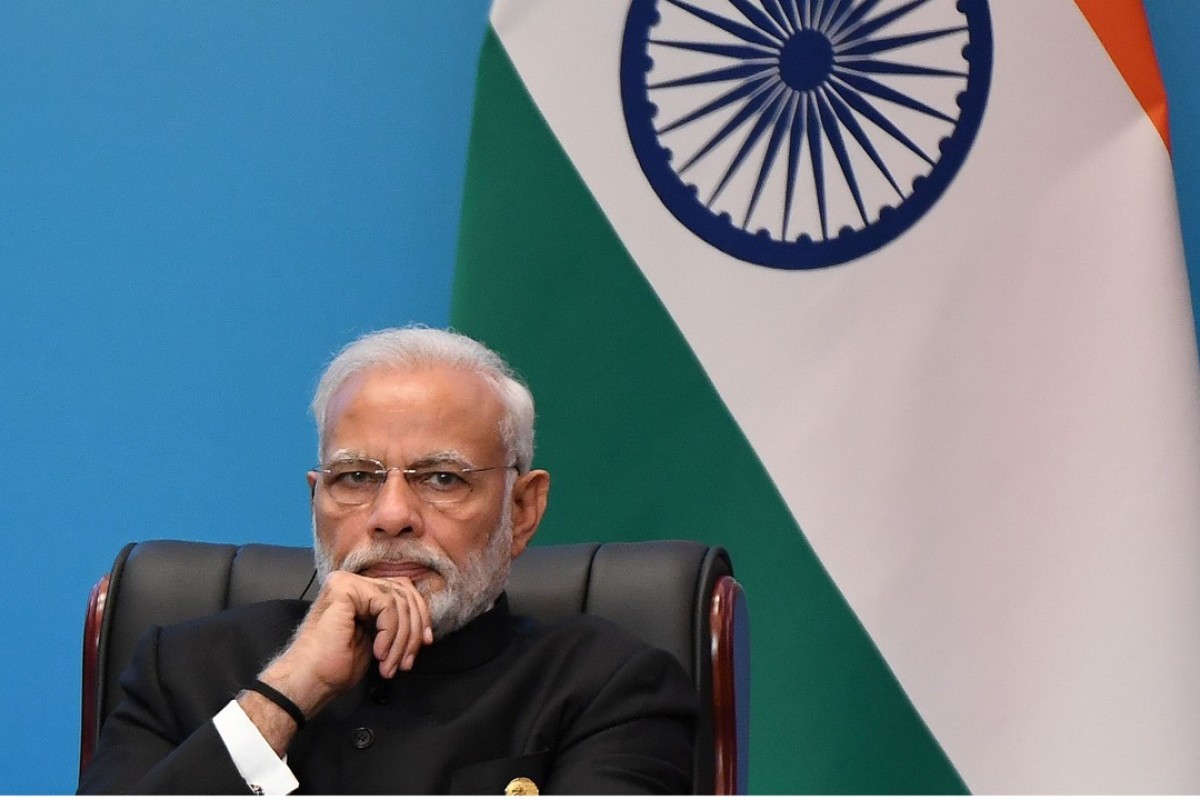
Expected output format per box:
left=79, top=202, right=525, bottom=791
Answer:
left=80, top=538, right=750, bottom=793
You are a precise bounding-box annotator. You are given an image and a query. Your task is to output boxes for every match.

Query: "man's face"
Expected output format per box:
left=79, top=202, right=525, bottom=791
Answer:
left=307, top=364, right=545, bottom=637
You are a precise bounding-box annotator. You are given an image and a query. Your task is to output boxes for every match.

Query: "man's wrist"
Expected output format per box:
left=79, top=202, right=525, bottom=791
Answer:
left=236, top=689, right=300, bottom=758
left=214, top=700, right=299, bottom=795
left=247, top=680, right=307, bottom=729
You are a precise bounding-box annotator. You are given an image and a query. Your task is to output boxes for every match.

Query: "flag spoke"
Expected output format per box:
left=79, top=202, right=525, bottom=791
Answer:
left=824, top=84, right=902, bottom=196
left=784, top=0, right=803, bottom=30
left=783, top=93, right=808, bottom=239
left=838, top=26, right=968, bottom=57
left=678, top=80, right=780, bottom=174
left=813, top=0, right=834, bottom=31
left=708, top=85, right=790, bottom=207
left=651, top=38, right=779, bottom=61
left=837, top=57, right=966, bottom=79
left=760, top=0, right=797, bottom=36
left=658, top=74, right=776, bottom=135
left=805, top=98, right=829, bottom=240
left=818, top=0, right=850, bottom=32
left=663, top=0, right=784, bottom=48
left=726, top=0, right=791, bottom=42
left=827, top=75, right=934, bottom=164
left=649, top=61, right=777, bottom=91
left=833, top=70, right=955, bottom=124
left=747, top=92, right=800, bottom=228
left=821, top=0, right=858, bottom=35
left=827, top=0, right=884, bottom=40
left=815, top=90, right=869, bottom=225
left=834, top=0, right=932, bottom=44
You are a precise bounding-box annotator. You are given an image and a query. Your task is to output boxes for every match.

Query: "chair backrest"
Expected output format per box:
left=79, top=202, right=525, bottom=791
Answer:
left=81, top=539, right=750, bottom=793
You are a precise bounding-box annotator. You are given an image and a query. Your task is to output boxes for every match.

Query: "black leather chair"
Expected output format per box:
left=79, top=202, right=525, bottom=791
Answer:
left=81, top=539, right=750, bottom=793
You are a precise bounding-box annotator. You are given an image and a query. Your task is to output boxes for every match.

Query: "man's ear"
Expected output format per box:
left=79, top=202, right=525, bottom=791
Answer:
left=307, top=471, right=318, bottom=502
left=509, top=469, right=550, bottom=558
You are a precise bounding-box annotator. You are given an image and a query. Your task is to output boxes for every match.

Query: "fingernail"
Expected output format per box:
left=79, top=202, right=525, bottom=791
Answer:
left=402, top=654, right=414, bottom=671
left=424, top=627, right=433, bottom=644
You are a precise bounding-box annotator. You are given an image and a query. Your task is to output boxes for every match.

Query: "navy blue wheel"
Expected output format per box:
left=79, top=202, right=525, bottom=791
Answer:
left=621, top=0, right=993, bottom=270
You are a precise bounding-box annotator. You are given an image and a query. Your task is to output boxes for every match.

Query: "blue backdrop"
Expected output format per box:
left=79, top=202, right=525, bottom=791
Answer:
left=0, top=1, right=1196, bottom=792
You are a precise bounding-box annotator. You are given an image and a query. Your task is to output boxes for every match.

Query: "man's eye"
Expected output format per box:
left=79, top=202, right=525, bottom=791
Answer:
left=415, top=470, right=468, bottom=492
left=333, top=470, right=378, bottom=486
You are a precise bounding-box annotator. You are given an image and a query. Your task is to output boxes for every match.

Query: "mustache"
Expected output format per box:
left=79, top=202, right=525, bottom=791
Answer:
left=336, top=540, right=456, bottom=578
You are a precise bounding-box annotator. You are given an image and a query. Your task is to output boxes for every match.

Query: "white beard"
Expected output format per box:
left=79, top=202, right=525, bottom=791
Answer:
left=313, top=497, right=513, bottom=639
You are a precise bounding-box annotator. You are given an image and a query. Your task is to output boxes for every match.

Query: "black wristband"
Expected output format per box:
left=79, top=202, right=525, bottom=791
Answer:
left=248, top=679, right=306, bottom=729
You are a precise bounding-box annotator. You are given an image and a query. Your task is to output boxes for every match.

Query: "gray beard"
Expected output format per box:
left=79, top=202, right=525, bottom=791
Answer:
left=312, top=499, right=513, bottom=639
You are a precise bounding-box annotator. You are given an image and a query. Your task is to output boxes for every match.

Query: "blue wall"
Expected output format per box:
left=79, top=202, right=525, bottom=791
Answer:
left=0, top=1, right=1196, bottom=792
left=0, top=2, right=490, bottom=791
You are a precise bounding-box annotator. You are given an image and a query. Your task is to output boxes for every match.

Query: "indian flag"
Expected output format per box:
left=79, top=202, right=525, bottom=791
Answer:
left=452, top=0, right=1200, bottom=792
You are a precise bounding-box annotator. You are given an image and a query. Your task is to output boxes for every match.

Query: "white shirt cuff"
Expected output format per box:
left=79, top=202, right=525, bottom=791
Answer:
left=212, top=699, right=300, bottom=795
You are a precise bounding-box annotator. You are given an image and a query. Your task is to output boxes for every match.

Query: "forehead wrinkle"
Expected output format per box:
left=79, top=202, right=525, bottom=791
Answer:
left=408, top=449, right=473, bottom=468
left=324, top=448, right=373, bottom=463
left=324, top=448, right=475, bottom=468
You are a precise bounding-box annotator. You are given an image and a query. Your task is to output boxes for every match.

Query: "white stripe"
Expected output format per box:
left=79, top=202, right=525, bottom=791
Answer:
left=493, top=0, right=1200, bottom=791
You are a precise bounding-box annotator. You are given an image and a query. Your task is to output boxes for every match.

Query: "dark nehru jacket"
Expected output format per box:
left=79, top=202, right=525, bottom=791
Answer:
left=78, top=593, right=698, bottom=795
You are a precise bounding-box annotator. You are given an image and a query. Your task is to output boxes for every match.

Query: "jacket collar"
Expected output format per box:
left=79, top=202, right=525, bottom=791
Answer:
left=409, top=591, right=514, bottom=674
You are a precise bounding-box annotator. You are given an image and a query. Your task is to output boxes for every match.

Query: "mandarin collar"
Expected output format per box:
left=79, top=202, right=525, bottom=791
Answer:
left=408, top=591, right=514, bottom=674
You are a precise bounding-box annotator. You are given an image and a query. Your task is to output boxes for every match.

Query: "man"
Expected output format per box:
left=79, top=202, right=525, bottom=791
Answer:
left=79, top=326, right=697, bottom=794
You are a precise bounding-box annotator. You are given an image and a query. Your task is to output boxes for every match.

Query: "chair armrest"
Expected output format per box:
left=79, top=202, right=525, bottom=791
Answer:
left=79, top=574, right=109, bottom=779
left=711, top=575, right=750, bottom=795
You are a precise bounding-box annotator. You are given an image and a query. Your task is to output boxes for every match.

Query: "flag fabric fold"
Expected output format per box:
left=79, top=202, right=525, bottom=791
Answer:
left=453, top=0, right=1200, bottom=792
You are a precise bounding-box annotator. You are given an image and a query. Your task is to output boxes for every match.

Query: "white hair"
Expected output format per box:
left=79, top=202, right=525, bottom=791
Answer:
left=311, top=325, right=536, bottom=472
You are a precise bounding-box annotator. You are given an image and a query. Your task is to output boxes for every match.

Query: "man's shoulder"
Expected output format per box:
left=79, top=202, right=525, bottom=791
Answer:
left=151, top=598, right=309, bottom=663
left=160, top=598, right=308, bottom=638
left=115, top=600, right=311, bottom=726
left=514, top=610, right=688, bottom=676
left=523, top=610, right=644, bottom=645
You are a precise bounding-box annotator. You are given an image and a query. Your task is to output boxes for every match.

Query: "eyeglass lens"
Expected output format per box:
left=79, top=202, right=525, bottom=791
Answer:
left=322, top=459, right=479, bottom=506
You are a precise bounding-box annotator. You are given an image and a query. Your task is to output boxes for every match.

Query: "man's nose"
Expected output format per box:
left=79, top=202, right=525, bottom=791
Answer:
left=367, top=472, right=423, bottom=538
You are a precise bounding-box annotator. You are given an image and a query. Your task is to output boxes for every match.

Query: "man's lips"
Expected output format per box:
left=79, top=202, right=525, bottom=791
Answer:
left=361, top=561, right=436, bottom=581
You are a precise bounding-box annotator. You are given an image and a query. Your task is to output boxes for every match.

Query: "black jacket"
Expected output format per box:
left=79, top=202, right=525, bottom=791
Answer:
left=79, top=594, right=697, bottom=794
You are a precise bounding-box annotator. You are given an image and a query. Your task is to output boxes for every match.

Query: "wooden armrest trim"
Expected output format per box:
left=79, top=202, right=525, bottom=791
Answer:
left=79, top=574, right=109, bottom=779
left=710, top=574, right=748, bottom=794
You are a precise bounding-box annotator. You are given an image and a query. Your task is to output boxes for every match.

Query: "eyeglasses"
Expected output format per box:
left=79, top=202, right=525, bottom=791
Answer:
left=315, top=458, right=517, bottom=507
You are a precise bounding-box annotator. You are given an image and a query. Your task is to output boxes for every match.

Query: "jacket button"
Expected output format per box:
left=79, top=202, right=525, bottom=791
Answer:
left=350, top=727, right=375, bottom=750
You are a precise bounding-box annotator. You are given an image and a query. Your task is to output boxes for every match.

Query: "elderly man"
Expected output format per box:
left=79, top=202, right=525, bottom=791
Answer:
left=79, top=327, right=697, bottom=795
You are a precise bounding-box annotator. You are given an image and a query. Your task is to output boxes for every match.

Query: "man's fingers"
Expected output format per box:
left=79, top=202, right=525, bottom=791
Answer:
left=417, top=586, right=433, bottom=645
left=267, top=570, right=438, bottom=716
left=386, top=580, right=425, bottom=674
left=364, top=577, right=430, bottom=677
left=370, top=599, right=399, bottom=667
left=294, top=571, right=434, bottom=684
left=400, top=581, right=426, bottom=671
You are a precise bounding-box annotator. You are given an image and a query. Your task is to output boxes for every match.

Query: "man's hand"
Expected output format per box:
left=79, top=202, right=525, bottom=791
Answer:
left=237, top=570, right=433, bottom=755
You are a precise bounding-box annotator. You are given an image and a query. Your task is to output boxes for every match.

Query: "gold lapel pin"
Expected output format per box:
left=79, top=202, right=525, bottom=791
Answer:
left=504, top=776, right=539, bottom=795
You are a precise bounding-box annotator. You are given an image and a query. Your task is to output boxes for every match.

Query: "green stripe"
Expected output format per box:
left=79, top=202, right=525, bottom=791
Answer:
left=452, top=27, right=967, bottom=795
